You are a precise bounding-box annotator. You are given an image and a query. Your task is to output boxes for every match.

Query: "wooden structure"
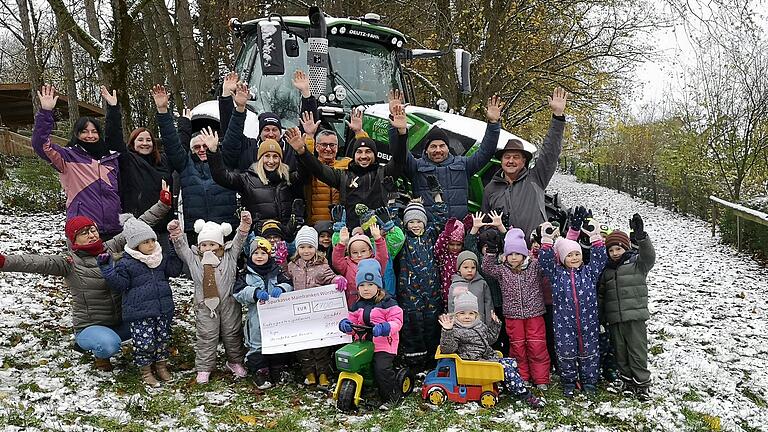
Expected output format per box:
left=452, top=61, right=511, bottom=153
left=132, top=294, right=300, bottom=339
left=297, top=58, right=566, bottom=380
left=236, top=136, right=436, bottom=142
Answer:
left=0, top=83, right=104, bottom=127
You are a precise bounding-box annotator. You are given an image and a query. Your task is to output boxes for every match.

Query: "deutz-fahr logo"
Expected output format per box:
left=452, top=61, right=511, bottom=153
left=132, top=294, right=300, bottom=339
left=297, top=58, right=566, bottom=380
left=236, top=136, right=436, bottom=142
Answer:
left=347, top=29, right=381, bottom=40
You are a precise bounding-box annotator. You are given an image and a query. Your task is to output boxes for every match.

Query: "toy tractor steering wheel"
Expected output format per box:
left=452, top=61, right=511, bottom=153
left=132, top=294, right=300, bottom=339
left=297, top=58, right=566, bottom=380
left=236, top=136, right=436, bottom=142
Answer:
left=350, top=323, right=373, bottom=341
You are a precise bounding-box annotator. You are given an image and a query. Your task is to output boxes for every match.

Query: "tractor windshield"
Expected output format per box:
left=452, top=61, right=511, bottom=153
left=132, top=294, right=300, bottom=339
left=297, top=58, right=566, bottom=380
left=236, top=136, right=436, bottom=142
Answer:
left=236, top=30, right=403, bottom=126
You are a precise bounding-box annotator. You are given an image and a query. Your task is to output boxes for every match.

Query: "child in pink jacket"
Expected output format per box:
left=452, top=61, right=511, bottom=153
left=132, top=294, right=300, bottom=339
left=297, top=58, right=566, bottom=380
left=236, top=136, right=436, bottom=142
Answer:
left=339, top=259, right=403, bottom=409
left=332, top=225, right=389, bottom=308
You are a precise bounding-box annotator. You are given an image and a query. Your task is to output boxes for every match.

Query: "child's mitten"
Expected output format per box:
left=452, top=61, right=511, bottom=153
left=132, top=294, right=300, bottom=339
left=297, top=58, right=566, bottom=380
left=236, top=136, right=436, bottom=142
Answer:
left=629, top=213, right=646, bottom=240
left=96, top=253, right=111, bottom=266
left=274, top=241, right=288, bottom=265
left=256, top=290, right=270, bottom=301
left=334, top=275, right=348, bottom=292
left=375, top=207, right=394, bottom=232
left=270, top=287, right=283, bottom=298
left=339, top=318, right=353, bottom=333
left=426, top=174, right=443, bottom=197
left=159, top=188, right=172, bottom=206
left=540, top=222, right=556, bottom=245
left=581, top=219, right=602, bottom=243
left=382, top=176, right=399, bottom=202
left=331, top=205, right=346, bottom=232
left=372, top=322, right=391, bottom=337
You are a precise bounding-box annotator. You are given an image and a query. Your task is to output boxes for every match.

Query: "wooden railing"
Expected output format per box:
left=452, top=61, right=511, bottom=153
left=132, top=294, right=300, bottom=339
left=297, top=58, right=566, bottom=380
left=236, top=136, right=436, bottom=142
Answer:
left=0, top=127, right=68, bottom=157
left=710, top=195, right=768, bottom=250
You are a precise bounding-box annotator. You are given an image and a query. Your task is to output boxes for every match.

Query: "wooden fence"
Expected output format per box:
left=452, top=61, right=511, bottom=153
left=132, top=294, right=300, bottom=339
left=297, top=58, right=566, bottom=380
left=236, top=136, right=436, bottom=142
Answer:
left=0, top=127, right=68, bottom=157
left=710, top=195, right=768, bottom=250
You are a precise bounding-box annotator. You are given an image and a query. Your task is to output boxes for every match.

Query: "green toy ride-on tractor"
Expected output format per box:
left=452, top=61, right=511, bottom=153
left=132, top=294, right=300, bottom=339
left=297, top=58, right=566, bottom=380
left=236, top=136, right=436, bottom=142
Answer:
left=332, top=323, right=413, bottom=411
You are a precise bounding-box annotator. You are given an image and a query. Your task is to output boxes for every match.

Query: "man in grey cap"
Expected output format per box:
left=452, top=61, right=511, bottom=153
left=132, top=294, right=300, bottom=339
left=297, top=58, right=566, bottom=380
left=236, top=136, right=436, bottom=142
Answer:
left=481, top=88, right=568, bottom=241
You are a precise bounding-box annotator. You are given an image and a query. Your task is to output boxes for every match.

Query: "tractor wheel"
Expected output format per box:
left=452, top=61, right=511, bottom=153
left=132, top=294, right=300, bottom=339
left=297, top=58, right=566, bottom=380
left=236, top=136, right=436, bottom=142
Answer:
left=395, top=369, right=413, bottom=396
left=336, top=379, right=357, bottom=412
left=427, top=387, right=447, bottom=406
left=479, top=391, right=498, bottom=408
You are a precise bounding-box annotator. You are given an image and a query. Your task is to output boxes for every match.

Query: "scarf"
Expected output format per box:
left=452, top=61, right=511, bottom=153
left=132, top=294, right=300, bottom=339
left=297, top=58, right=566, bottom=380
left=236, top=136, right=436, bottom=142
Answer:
left=265, top=169, right=282, bottom=185
left=71, top=239, right=105, bottom=256
left=201, top=251, right=221, bottom=317
left=124, top=244, right=163, bottom=268
left=76, top=139, right=110, bottom=160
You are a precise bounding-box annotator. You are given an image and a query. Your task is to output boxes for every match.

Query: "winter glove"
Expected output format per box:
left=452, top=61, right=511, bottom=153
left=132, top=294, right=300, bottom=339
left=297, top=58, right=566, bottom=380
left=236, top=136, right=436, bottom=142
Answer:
left=569, top=206, right=589, bottom=232
left=334, top=275, right=348, bottom=292
left=339, top=318, right=353, bottom=333
left=159, top=189, right=172, bottom=206
left=288, top=199, right=306, bottom=236
left=540, top=222, right=556, bottom=246
left=479, top=228, right=502, bottom=254
left=356, top=204, right=377, bottom=231
left=629, top=213, right=646, bottom=240
left=331, top=205, right=347, bottom=232
left=96, top=253, right=111, bottom=265
left=426, top=174, right=443, bottom=197
left=372, top=322, right=391, bottom=337
left=0, top=253, right=6, bottom=268
left=375, top=207, right=394, bottom=232
left=270, top=287, right=283, bottom=298
left=581, top=218, right=602, bottom=243
left=256, top=290, right=270, bottom=302
left=274, top=241, right=288, bottom=265
left=382, top=176, right=399, bottom=202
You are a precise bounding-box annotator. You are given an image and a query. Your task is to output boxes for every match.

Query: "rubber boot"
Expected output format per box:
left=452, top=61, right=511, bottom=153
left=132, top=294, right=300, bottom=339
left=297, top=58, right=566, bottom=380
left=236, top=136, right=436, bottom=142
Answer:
left=154, top=360, right=172, bottom=382
left=140, top=365, right=161, bottom=388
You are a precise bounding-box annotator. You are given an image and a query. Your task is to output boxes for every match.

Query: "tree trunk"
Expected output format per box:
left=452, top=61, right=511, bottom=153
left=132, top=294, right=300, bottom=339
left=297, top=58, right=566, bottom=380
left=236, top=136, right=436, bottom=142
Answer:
left=16, top=0, right=42, bottom=114
left=83, top=0, right=104, bottom=82
left=175, top=0, right=205, bottom=106
left=152, top=0, right=187, bottom=108
left=147, top=10, right=186, bottom=112
left=56, top=13, right=80, bottom=122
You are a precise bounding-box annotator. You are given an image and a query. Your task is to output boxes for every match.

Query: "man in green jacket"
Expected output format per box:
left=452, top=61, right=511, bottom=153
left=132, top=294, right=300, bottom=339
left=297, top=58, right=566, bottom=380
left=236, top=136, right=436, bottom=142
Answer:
left=598, top=214, right=655, bottom=401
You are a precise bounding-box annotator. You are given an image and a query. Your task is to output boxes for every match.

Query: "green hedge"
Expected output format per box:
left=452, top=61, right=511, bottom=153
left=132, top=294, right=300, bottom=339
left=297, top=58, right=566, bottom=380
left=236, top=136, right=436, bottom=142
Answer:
left=0, top=156, right=64, bottom=214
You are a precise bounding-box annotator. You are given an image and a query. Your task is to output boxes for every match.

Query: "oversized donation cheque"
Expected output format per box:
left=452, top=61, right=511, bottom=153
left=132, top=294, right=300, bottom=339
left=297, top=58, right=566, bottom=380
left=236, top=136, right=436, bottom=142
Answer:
left=258, top=284, right=352, bottom=354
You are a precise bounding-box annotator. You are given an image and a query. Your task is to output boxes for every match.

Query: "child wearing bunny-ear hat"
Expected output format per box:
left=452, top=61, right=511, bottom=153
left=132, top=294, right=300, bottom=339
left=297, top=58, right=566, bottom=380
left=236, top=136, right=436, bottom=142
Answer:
left=167, top=211, right=252, bottom=384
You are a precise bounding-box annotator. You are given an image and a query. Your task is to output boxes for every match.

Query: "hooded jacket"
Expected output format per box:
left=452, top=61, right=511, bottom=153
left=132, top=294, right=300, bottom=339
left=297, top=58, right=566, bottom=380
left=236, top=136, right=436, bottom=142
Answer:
left=162, top=112, right=239, bottom=233
left=404, top=122, right=500, bottom=219
left=348, top=294, right=403, bottom=355
left=481, top=116, right=565, bottom=240
left=0, top=201, right=170, bottom=332
left=305, top=137, right=351, bottom=224
left=31, top=108, right=123, bottom=235
left=482, top=254, right=545, bottom=320
left=440, top=318, right=502, bottom=361
left=598, top=236, right=655, bottom=325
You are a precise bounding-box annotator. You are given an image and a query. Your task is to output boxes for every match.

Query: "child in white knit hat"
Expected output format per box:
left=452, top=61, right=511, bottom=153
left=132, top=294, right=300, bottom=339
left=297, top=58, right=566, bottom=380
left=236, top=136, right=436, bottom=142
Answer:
left=438, top=292, right=543, bottom=408
left=99, top=217, right=183, bottom=388
left=284, top=225, right=347, bottom=387
left=167, top=211, right=252, bottom=384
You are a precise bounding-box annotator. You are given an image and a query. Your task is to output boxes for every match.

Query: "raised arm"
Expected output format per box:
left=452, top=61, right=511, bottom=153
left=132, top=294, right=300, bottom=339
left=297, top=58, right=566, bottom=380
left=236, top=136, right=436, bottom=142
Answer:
left=630, top=214, right=655, bottom=274
left=383, top=104, right=408, bottom=178
left=332, top=230, right=350, bottom=274
left=226, top=211, right=252, bottom=261
left=153, top=85, right=189, bottom=172
left=481, top=252, right=504, bottom=281
left=107, top=195, right=171, bottom=252
left=465, top=96, right=502, bottom=175
left=206, top=129, right=245, bottom=193
left=288, top=127, right=343, bottom=189
left=532, top=88, right=566, bottom=188
left=220, top=80, right=249, bottom=169
left=31, top=86, right=66, bottom=172
left=0, top=253, right=71, bottom=277
left=168, top=222, right=196, bottom=266
left=101, top=86, right=125, bottom=152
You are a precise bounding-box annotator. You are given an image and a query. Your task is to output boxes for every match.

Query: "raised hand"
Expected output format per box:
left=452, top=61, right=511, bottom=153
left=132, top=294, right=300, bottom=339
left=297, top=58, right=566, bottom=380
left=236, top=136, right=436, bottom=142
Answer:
left=200, top=127, right=219, bottom=152
left=151, top=84, right=169, bottom=113
left=390, top=104, right=407, bottom=134
left=300, top=111, right=320, bottom=137
left=292, top=69, right=311, bottom=98
left=345, top=108, right=363, bottom=133
left=239, top=210, right=252, bottom=232
left=569, top=206, right=588, bottom=232
left=339, top=227, right=350, bottom=245
left=471, top=212, right=486, bottom=231
left=438, top=314, right=454, bottom=330
left=159, top=179, right=171, bottom=206
left=486, top=95, right=503, bottom=123
left=222, top=71, right=238, bottom=97
left=285, top=127, right=305, bottom=154
left=375, top=207, right=394, bottom=232
left=334, top=275, right=348, bottom=292
left=540, top=221, right=556, bottom=245
left=426, top=175, right=442, bottom=196
left=630, top=213, right=645, bottom=240
left=369, top=223, right=382, bottom=240
left=548, top=87, right=567, bottom=117
left=100, top=86, right=118, bottom=106
left=37, top=85, right=59, bottom=111
left=489, top=210, right=504, bottom=229
left=582, top=217, right=602, bottom=242
left=167, top=220, right=183, bottom=239
left=331, top=205, right=347, bottom=232
left=387, top=89, right=404, bottom=115
left=234, top=82, right=249, bottom=112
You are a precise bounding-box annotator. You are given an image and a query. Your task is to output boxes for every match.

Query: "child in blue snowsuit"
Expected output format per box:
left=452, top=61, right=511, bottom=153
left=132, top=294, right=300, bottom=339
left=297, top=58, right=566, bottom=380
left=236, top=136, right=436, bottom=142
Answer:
left=538, top=220, right=607, bottom=397
left=395, top=190, right=447, bottom=372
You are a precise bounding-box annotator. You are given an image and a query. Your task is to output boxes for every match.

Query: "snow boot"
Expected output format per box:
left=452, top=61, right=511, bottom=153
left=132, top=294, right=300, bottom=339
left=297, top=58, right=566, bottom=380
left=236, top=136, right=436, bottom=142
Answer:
left=254, top=368, right=273, bottom=390
left=318, top=373, right=331, bottom=387
left=524, top=391, right=545, bottom=409
left=633, top=377, right=652, bottom=401
left=140, top=365, right=161, bottom=388
left=583, top=384, right=598, bottom=397
left=93, top=358, right=113, bottom=372
left=304, top=373, right=317, bottom=386
left=563, top=384, right=576, bottom=398
left=226, top=362, right=247, bottom=379
left=153, top=360, right=172, bottom=382
left=196, top=371, right=211, bottom=384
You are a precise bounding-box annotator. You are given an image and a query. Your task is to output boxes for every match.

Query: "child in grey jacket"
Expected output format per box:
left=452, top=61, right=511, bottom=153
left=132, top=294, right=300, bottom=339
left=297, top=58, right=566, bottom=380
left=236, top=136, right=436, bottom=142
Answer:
left=439, top=292, right=543, bottom=408
left=447, top=251, right=494, bottom=325
left=168, top=211, right=251, bottom=384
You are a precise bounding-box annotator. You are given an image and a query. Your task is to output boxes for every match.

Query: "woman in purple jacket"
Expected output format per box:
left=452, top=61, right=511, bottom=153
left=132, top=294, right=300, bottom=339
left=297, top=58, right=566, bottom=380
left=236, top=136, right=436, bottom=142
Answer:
left=32, top=85, right=124, bottom=238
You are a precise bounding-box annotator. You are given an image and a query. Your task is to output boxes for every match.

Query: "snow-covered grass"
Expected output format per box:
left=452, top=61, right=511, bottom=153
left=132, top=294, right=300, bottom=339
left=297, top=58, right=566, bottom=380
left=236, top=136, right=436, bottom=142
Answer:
left=1, top=173, right=767, bottom=431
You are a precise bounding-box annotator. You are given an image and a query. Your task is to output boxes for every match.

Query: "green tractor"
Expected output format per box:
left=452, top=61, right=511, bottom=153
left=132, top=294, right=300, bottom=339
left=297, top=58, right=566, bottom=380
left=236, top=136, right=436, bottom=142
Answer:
left=332, top=324, right=413, bottom=411
left=190, top=6, right=539, bottom=212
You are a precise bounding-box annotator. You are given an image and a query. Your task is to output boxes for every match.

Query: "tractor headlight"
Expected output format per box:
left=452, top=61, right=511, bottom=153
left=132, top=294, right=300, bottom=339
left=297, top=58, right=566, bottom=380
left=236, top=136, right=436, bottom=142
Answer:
left=334, top=85, right=347, bottom=102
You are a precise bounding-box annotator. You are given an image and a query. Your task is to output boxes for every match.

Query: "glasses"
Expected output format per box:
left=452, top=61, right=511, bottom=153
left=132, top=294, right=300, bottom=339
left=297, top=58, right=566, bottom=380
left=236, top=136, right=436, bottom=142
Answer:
left=76, top=226, right=99, bottom=237
left=316, top=142, right=337, bottom=149
left=191, top=144, right=209, bottom=151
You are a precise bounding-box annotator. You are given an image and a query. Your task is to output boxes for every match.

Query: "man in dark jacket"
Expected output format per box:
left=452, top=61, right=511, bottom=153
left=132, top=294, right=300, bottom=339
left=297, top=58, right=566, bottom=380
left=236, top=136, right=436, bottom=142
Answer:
left=289, top=104, right=409, bottom=228
left=482, top=88, right=567, bottom=241
left=404, top=95, right=503, bottom=219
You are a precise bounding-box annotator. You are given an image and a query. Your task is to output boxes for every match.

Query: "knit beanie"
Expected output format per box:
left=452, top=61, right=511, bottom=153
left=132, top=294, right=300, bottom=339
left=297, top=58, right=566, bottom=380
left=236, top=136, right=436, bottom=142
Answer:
left=258, top=112, right=283, bottom=133
left=313, top=220, right=333, bottom=236
left=249, top=236, right=273, bottom=255
left=454, top=292, right=479, bottom=313
left=65, top=216, right=96, bottom=243
left=194, top=219, right=233, bottom=246
left=351, top=137, right=378, bottom=158
left=260, top=219, right=284, bottom=239
left=123, top=217, right=157, bottom=249
left=403, top=201, right=428, bottom=225
left=355, top=258, right=383, bottom=288
left=295, top=225, right=319, bottom=249
left=456, top=250, right=478, bottom=270
left=257, top=138, right=283, bottom=160
left=425, top=127, right=450, bottom=147
left=504, top=228, right=529, bottom=257
left=606, top=230, right=630, bottom=250
left=447, top=219, right=465, bottom=243
left=347, top=234, right=373, bottom=253
left=554, top=238, right=581, bottom=265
